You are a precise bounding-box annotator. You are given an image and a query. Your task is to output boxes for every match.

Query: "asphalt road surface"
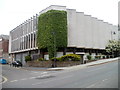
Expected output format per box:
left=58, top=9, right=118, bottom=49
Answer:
left=2, top=60, right=118, bottom=88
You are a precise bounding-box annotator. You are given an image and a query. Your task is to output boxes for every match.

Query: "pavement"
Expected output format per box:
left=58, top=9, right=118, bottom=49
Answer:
left=21, top=57, right=119, bottom=71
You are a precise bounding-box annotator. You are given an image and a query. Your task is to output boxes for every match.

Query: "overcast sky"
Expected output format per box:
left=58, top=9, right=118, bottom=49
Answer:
left=0, top=0, right=119, bottom=35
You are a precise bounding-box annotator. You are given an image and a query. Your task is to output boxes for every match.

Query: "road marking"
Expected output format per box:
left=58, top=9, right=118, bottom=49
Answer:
left=10, top=80, right=18, bottom=82
left=31, top=71, right=39, bottom=73
left=36, top=76, right=41, bottom=78
left=102, top=79, right=108, bottom=82
left=41, top=74, right=50, bottom=77
left=32, top=75, right=73, bottom=85
left=0, top=76, right=7, bottom=84
left=86, top=78, right=108, bottom=88
left=87, top=67, right=105, bottom=72
left=21, top=78, right=28, bottom=80
left=16, top=68, right=20, bottom=69
left=9, top=74, right=51, bottom=83
left=41, top=72, right=48, bottom=74
left=86, top=83, right=96, bottom=88
left=29, top=77, right=36, bottom=79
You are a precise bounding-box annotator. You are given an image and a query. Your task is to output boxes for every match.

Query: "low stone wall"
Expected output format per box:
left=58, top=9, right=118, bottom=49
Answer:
left=56, top=61, right=80, bottom=67
left=26, top=61, right=52, bottom=67
left=26, top=60, right=81, bottom=67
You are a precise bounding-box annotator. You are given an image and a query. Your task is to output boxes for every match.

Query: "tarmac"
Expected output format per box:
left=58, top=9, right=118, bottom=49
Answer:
left=0, top=57, right=119, bottom=84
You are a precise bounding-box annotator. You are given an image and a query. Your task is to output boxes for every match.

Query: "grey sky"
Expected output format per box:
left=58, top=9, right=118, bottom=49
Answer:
left=0, top=0, right=119, bottom=35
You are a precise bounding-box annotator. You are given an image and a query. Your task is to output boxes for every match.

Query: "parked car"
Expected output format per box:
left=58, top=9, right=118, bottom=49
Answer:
left=0, top=59, right=7, bottom=64
left=12, top=61, right=22, bottom=67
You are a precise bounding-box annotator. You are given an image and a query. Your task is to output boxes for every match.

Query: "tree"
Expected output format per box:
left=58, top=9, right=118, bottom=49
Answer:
left=37, top=10, right=67, bottom=59
left=106, top=40, right=120, bottom=57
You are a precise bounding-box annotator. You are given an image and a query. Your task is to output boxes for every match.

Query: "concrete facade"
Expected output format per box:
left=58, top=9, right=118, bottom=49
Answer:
left=9, top=5, right=118, bottom=64
left=67, top=9, right=118, bottom=49
left=118, top=2, right=120, bottom=41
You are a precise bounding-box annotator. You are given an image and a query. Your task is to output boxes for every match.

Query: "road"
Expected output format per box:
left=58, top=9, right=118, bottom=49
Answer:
left=2, top=60, right=118, bottom=88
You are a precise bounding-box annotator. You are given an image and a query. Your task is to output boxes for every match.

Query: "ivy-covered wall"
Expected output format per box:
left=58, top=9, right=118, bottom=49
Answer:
left=37, top=10, right=67, bottom=59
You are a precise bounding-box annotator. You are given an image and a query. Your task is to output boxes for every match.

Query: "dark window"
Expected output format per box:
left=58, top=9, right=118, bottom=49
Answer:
left=31, top=33, right=33, bottom=48
left=33, top=33, right=36, bottom=47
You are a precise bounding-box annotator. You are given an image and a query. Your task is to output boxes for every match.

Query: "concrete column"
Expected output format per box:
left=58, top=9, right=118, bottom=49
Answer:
left=73, top=47, right=76, bottom=54
left=63, top=48, right=67, bottom=55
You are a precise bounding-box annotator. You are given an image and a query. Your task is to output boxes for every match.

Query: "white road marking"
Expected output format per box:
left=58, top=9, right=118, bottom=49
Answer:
left=21, top=78, right=28, bottom=80
left=41, top=72, right=48, bottom=74
left=86, top=83, right=96, bottom=88
left=102, top=79, right=108, bottom=82
left=41, top=74, right=50, bottom=77
left=10, top=80, right=18, bottom=82
left=36, top=76, right=41, bottom=78
left=87, top=67, right=105, bottom=72
left=31, top=71, right=39, bottom=73
left=0, top=76, right=7, bottom=84
left=86, top=78, right=109, bottom=88
left=32, top=75, right=73, bottom=85
left=29, top=77, right=36, bottom=79
left=9, top=75, right=49, bottom=82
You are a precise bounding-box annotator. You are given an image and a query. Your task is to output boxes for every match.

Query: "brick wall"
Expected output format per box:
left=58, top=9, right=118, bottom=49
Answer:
left=2, top=39, right=9, bottom=53
left=0, top=39, right=9, bottom=59
left=0, top=41, right=2, bottom=58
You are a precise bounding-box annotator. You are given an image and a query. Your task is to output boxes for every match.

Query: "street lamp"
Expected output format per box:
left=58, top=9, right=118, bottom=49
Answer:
left=52, top=31, right=56, bottom=67
left=111, top=31, right=116, bottom=40
left=111, top=31, right=116, bottom=57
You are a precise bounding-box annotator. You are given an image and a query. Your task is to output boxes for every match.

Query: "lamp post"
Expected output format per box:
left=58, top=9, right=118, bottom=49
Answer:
left=111, top=31, right=116, bottom=57
left=52, top=31, right=56, bottom=67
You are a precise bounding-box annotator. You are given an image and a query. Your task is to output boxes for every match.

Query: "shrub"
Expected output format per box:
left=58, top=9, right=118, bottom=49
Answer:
left=106, top=55, right=110, bottom=58
left=37, top=58, right=44, bottom=61
left=25, top=55, right=31, bottom=62
left=95, top=56, right=99, bottom=60
left=87, top=55, right=92, bottom=60
left=110, top=55, right=114, bottom=58
left=50, top=54, right=81, bottom=61
left=60, top=54, right=81, bottom=61
left=103, top=56, right=106, bottom=59
left=95, top=55, right=101, bottom=60
left=51, top=57, right=62, bottom=61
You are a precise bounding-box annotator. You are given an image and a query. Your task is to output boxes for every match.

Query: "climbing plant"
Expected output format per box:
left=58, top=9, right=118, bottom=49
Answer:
left=37, top=10, right=67, bottom=59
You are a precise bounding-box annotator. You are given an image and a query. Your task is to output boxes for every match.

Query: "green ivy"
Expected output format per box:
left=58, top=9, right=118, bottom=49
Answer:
left=37, top=10, right=67, bottom=59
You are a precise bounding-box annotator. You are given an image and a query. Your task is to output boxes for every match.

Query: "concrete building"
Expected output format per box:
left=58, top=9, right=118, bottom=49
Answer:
left=9, top=5, right=118, bottom=65
left=118, top=2, right=120, bottom=41
left=0, top=35, right=9, bottom=61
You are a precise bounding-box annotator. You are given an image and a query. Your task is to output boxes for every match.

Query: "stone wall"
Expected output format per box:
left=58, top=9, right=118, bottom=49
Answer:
left=26, top=60, right=81, bottom=67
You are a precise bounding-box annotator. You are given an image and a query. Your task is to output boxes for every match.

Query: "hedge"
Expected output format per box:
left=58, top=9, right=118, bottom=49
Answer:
left=25, top=55, right=31, bottom=62
left=87, top=55, right=92, bottom=60
left=51, top=54, right=81, bottom=61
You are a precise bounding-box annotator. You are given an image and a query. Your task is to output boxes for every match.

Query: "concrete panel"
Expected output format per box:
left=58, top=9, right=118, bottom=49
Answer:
left=76, top=12, right=85, bottom=48
left=84, top=15, right=93, bottom=48
left=67, top=9, right=77, bottom=47
left=92, top=18, right=99, bottom=49
left=57, top=52, right=63, bottom=57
